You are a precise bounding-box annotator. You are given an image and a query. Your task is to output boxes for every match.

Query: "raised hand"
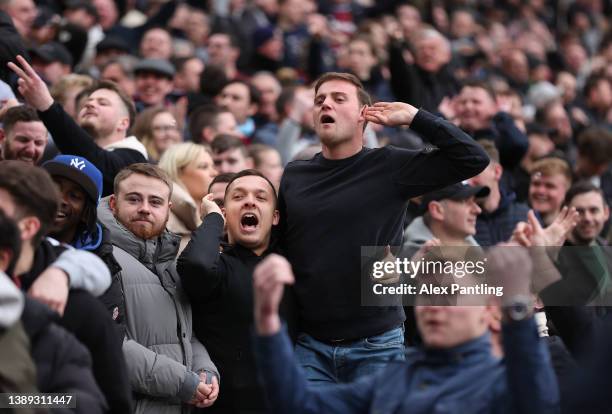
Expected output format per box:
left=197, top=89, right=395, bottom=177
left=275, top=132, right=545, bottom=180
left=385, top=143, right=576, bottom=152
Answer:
left=487, top=243, right=533, bottom=302
left=543, top=206, right=578, bottom=246
left=201, top=193, right=224, bottom=221
left=7, top=55, right=54, bottom=111
left=364, top=102, right=419, bottom=127
left=511, top=207, right=577, bottom=247
left=253, top=254, right=295, bottom=336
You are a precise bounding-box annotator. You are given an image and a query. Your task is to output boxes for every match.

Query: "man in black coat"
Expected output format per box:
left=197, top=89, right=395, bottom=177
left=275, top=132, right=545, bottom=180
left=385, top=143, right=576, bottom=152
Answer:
left=178, top=169, right=284, bottom=413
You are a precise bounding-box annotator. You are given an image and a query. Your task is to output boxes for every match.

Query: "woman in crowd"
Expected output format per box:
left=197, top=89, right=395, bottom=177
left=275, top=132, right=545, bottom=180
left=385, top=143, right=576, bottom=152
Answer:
left=133, top=106, right=182, bottom=163
left=159, top=142, right=218, bottom=252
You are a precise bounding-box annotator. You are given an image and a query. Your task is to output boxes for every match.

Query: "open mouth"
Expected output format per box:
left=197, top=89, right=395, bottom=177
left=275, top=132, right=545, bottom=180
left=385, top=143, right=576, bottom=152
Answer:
left=56, top=211, right=67, bottom=220
left=240, top=213, right=259, bottom=232
left=320, top=114, right=335, bottom=124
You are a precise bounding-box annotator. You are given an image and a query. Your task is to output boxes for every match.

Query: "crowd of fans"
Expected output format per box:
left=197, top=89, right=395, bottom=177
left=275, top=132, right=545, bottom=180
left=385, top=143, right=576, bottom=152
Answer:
left=0, top=0, right=611, bottom=413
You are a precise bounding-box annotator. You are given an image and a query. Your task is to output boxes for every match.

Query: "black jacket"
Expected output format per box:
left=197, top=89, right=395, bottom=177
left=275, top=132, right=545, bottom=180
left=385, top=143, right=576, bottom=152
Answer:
left=37, top=103, right=147, bottom=196
left=21, top=297, right=107, bottom=414
left=178, top=213, right=269, bottom=414
left=20, top=239, right=133, bottom=414
left=388, top=41, right=460, bottom=112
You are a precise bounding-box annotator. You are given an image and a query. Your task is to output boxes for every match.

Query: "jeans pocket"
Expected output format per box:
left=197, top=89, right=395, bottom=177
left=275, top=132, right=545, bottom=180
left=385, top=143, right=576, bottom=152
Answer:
left=364, top=327, right=404, bottom=349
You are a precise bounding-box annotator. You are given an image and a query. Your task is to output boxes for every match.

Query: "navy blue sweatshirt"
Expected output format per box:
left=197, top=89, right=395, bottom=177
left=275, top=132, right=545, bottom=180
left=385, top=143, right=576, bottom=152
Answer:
left=277, top=109, right=490, bottom=341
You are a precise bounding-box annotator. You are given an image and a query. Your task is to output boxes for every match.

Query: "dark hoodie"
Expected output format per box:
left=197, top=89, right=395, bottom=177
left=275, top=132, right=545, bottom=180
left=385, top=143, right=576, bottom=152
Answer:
left=474, top=188, right=530, bottom=246
left=21, top=297, right=107, bottom=414
left=20, top=239, right=132, bottom=414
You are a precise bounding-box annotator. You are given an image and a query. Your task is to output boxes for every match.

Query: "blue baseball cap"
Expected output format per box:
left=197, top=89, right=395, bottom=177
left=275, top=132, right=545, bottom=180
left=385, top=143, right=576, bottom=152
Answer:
left=42, top=155, right=103, bottom=205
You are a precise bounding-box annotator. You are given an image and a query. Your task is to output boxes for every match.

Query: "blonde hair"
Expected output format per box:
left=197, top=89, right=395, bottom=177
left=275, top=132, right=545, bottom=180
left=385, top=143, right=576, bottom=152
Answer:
left=49, top=74, right=94, bottom=106
left=530, top=157, right=572, bottom=185
left=158, top=142, right=212, bottom=189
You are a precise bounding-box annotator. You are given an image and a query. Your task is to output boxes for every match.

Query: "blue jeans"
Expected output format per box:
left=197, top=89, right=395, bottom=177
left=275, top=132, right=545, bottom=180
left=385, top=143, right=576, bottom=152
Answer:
left=294, top=326, right=405, bottom=386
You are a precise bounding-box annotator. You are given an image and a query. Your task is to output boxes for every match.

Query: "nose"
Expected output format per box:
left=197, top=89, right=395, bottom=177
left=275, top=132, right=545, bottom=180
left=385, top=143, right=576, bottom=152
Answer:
left=137, top=201, right=152, bottom=214
left=22, top=140, right=35, bottom=155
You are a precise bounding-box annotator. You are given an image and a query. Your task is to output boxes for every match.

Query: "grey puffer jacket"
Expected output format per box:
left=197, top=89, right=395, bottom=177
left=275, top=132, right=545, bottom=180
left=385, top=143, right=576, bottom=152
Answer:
left=98, top=198, right=218, bottom=414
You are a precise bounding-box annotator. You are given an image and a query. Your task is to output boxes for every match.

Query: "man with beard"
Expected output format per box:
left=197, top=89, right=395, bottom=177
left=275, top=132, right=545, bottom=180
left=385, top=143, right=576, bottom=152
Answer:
left=97, top=163, right=220, bottom=412
left=0, top=105, right=47, bottom=165
left=8, top=55, right=148, bottom=196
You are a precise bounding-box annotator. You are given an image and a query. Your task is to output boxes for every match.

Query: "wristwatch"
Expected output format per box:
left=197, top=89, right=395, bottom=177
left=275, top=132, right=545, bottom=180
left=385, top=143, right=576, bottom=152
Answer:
left=502, top=295, right=533, bottom=322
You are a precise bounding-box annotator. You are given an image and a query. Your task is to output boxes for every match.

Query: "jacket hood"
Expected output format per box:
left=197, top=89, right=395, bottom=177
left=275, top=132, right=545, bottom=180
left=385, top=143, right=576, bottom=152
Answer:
left=0, top=271, right=24, bottom=328
left=73, top=222, right=103, bottom=251
left=97, top=196, right=180, bottom=267
left=103, top=135, right=148, bottom=160
left=403, top=216, right=480, bottom=247
left=169, top=182, right=201, bottom=233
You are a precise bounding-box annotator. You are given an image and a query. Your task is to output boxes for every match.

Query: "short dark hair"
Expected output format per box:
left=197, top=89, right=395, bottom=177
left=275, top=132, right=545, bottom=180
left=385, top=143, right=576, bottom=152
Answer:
left=313, top=72, right=372, bottom=107
left=208, top=172, right=236, bottom=192
left=211, top=134, right=248, bottom=157
left=84, top=80, right=136, bottom=128
left=113, top=163, right=173, bottom=197
left=248, top=144, right=278, bottom=168
left=276, top=86, right=297, bottom=119
left=564, top=181, right=607, bottom=207
left=224, top=169, right=277, bottom=205
left=460, top=78, right=496, bottom=101
left=222, top=80, right=261, bottom=106
left=577, top=127, right=612, bottom=165
left=584, top=74, right=609, bottom=98
left=189, top=105, right=226, bottom=143
left=2, top=105, right=42, bottom=136
left=209, top=30, right=240, bottom=48
left=0, top=161, right=59, bottom=246
left=0, top=209, right=22, bottom=276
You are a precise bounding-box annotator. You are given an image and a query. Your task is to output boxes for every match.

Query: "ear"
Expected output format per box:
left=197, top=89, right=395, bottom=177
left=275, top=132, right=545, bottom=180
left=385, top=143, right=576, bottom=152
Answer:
left=486, top=300, right=502, bottom=333
left=0, top=127, right=5, bottom=144
left=109, top=194, right=117, bottom=214
left=0, top=249, right=11, bottom=273
left=272, top=209, right=280, bottom=226
left=202, top=127, right=214, bottom=143
left=604, top=205, right=610, bottom=221
left=493, top=162, right=503, bottom=180
left=358, top=105, right=367, bottom=124
left=17, top=216, right=40, bottom=243
left=117, top=116, right=130, bottom=133
left=428, top=201, right=445, bottom=221
left=248, top=102, right=258, bottom=117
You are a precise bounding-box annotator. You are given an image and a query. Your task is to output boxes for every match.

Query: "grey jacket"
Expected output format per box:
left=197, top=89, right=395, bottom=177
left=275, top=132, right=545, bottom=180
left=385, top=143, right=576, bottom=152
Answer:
left=98, top=198, right=218, bottom=414
left=403, top=216, right=479, bottom=248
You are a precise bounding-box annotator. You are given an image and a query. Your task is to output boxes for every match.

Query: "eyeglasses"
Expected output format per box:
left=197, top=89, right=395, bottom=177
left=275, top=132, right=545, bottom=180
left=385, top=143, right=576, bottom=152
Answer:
left=152, top=124, right=179, bottom=133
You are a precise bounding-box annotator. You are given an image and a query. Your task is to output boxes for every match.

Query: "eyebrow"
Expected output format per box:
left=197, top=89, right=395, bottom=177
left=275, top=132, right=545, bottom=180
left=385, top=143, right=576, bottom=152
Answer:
left=315, top=91, right=349, bottom=100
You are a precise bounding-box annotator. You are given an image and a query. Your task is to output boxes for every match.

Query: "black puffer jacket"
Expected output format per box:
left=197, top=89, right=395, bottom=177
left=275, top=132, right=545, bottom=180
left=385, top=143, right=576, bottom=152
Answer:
left=21, top=298, right=107, bottom=414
